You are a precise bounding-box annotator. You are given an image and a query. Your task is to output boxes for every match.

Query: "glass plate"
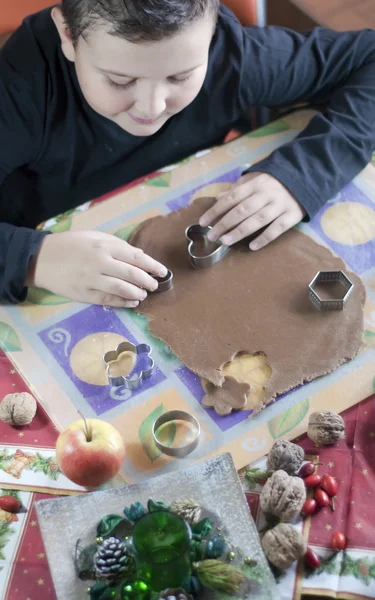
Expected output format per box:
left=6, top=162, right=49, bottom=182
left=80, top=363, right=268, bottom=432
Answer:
left=36, top=453, right=279, bottom=600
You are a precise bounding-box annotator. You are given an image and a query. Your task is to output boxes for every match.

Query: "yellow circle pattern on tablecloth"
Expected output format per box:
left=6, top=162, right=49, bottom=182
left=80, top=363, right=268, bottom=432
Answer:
left=69, top=332, right=135, bottom=386
left=321, top=202, right=375, bottom=246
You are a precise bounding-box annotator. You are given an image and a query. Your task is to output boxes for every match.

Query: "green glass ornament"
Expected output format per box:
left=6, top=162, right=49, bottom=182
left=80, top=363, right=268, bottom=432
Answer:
left=205, top=536, right=226, bottom=559
left=121, top=580, right=151, bottom=600
left=132, top=511, right=191, bottom=591
left=227, top=551, right=236, bottom=562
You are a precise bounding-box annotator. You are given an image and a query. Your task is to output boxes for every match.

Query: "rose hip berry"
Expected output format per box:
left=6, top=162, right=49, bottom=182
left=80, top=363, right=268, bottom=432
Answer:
left=0, top=496, right=21, bottom=513
left=315, top=488, right=330, bottom=508
left=299, top=462, right=315, bottom=478
left=305, top=547, right=321, bottom=569
left=320, top=474, right=338, bottom=497
left=331, top=531, right=346, bottom=551
left=301, top=498, right=318, bottom=516
left=304, top=473, right=322, bottom=489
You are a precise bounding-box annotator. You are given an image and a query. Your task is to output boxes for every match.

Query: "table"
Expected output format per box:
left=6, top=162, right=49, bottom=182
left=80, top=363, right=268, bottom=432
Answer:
left=0, top=110, right=375, bottom=599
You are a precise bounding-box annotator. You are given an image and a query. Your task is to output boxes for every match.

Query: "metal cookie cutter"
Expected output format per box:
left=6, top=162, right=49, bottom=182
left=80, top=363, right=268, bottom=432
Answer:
left=185, top=224, right=230, bottom=269
left=103, top=341, right=154, bottom=389
left=151, top=269, right=174, bottom=293
left=152, top=410, right=201, bottom=458
left=309, top=270, right=354, bottom=311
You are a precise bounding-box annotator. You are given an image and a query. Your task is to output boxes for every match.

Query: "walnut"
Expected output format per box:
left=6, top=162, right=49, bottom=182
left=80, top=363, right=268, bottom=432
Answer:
left=267, top=439, right=304, bottom=475
left=0, top=392, right=37, bottom=426
left=260, top=470, right=306, bottom=522
left=262, top=523, right=307, bottom=570
left=307, top=411, right=345, bottom=446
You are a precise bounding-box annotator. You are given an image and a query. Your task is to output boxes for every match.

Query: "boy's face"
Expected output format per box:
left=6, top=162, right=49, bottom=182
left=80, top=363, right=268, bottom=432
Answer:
left=53, top=8, right=215, bottom=137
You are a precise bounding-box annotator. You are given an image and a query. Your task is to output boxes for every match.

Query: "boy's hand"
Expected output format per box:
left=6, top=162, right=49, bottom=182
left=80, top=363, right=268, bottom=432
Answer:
left=199, top=172, right=306, bottom=250
left=27, top=231, right=168, bottom=308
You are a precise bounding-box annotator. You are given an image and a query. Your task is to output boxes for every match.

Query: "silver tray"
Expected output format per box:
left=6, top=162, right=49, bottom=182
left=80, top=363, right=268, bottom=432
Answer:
left=36, top=453, right=279, bottom=600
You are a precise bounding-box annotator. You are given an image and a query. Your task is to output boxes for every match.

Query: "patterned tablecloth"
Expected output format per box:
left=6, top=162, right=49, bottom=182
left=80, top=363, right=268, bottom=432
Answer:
left=0, top=110, right=374, bottom=599
left=1, top=350, right=375, bottom=600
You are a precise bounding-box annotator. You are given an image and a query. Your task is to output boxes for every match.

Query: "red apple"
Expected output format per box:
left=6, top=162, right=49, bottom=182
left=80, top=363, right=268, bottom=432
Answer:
left=56, top=418, right=125, bottom=487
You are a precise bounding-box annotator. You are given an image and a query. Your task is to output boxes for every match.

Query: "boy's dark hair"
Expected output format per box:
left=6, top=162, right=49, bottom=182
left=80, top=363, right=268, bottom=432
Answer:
left=61, top=0, right=219, bottom=45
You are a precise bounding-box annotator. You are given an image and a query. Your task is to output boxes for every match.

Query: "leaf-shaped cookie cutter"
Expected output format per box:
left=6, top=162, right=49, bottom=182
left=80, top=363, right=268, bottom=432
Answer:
left=103, top=341, right=154, bottom=389
left=185, top=224, right=230, bottom=269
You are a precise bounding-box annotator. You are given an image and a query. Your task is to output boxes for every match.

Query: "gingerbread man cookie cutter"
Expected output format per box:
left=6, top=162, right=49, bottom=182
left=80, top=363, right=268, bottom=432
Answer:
left=185, top=224, right=230, bottom=269
left=103, top=341, right=154, bottom=389
left=308, top=270, right=354, bottom=311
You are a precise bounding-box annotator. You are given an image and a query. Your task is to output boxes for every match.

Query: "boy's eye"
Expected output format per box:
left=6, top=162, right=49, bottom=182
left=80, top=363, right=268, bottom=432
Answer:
left=168, top=74, right=191, bottom=85
left=106, top=78, right=135, bottom=90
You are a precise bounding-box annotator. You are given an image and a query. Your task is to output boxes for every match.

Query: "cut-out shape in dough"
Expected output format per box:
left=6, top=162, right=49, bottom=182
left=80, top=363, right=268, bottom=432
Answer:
left=202, top=376, right=251, bottom=416
left=202, top=351, right=272, bottom=412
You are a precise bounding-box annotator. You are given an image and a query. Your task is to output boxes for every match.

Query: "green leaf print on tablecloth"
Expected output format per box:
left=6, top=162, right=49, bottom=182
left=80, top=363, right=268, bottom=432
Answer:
left=267, top=398, right=309, bottom=439
left=247, top=120, right=291, bottom=138
left=114, top=224, right=139, bottom=242
left=145, top=172, right=171, bottom=187
left=364, top=329, right=375, bottom=346
left=46, top=216, right=72, bottom=233
left=0, top=322, right=21, bottom=352
left=27, top=287, right=70, bottom=305
left=139, top=405, right=176, bottom=462
left=128, top=312, right=177, bottom=362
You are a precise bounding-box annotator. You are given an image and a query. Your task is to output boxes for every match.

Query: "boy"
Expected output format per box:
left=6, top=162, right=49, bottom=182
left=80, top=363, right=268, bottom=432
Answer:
left=1, top=0, right=374, bottom=307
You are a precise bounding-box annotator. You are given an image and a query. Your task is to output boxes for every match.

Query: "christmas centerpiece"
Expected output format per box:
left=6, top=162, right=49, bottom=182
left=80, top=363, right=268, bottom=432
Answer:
left=77, top=497, right=264, bottom=600
left=36, top=454, right=280, bottom=600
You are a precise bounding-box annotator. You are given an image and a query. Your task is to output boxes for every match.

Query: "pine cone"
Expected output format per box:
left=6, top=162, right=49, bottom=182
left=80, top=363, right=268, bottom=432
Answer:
left=93, top=536, right=134, bottom=584
left=159, top=588, right=193, bottom=600
left=48, top=459, right=59, bottom=474
left=170, top=498, right=202, bottom=525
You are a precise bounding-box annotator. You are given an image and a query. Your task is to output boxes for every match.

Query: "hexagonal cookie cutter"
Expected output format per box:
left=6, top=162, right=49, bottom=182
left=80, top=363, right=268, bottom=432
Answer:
left=308, top=270, right=354, bottom=311
left=185, top=224, right=230, bottom=269
left=103, top=341, right=154, bottom=388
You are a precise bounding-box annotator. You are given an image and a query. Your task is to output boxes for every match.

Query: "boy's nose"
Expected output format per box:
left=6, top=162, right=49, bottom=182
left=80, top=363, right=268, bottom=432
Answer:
left=135, top=83, right=167, bottom=119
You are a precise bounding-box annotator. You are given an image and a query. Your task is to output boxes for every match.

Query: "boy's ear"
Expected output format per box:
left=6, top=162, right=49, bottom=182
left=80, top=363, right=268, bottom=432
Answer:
left=51, top=6, right=76, bottom=62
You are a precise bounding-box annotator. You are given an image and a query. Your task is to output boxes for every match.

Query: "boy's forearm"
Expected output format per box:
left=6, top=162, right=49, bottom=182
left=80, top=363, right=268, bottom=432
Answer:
left=242, top=28, right=375, bottom=217
left=0, top=223, right=49, bottom=303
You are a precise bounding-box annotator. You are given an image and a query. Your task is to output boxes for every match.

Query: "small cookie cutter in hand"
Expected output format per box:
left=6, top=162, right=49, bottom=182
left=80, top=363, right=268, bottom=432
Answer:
left=151, top=269, right=174, bottom=293
left=103, top=341, right=154, bottom=389
left=308, top=270, right=354, bottom=311
left=185, top=224, right=230, bottom=269
left=152, top=410, right=201, bottom=457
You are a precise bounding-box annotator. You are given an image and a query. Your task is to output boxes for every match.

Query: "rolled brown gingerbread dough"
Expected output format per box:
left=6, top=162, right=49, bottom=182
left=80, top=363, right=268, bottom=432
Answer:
left=129, top=197, right=365, bottom=414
